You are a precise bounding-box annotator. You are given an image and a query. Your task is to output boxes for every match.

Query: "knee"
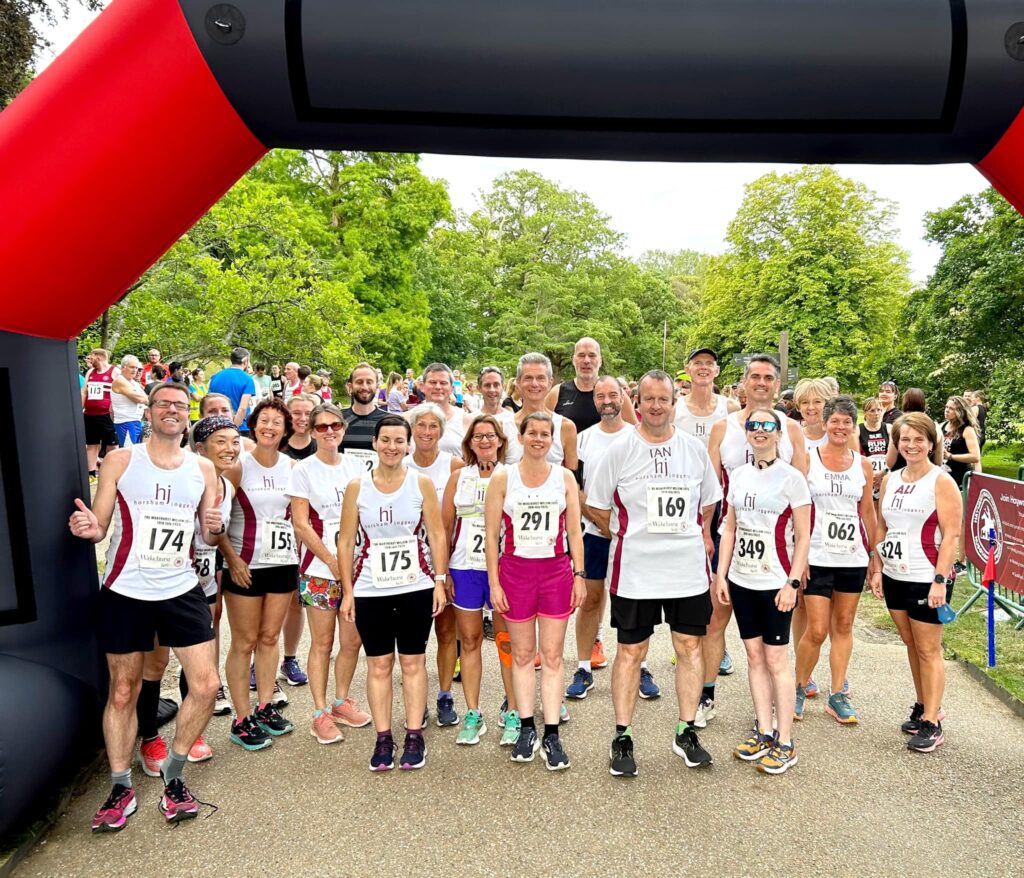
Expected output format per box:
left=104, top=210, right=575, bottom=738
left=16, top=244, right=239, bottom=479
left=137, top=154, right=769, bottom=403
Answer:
left=257, top=629, right=280, bottom=649
left=831, top=615, right=855, bottom=637
left=675, top=637, right=701, bottom=660
left=804, top=624, right=829, bottom=647
left=188, top=670, right=219, bottom=703
left=435, top=618, right=456, bottom=645
left=511, top=644, right=535, bottom=668
left=745, top=646, right=767, bottom=670
left=915, top=640, right=942, bottom=663
left=539, top=645, right=563, bottom=668
left=367, top=659, right=393, bottom=679
left=398, top=655, right=424, bottom=676
left=460, top=630, right=483, bottom=653
left=232, top=634, right=258, bottom=655
left=107, top=678, right=139, bottom=712
left=764, top=650, right=789, bottom=675
left=311, top=630, right=334, bottom=655
left=615, top=643, right=644, bottom=665
left=581, top=587, right=604, bottom=613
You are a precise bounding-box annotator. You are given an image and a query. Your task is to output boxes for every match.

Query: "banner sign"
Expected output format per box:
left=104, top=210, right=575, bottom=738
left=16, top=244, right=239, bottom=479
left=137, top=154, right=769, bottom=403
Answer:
left=964, top=473, right=1024, bottom=596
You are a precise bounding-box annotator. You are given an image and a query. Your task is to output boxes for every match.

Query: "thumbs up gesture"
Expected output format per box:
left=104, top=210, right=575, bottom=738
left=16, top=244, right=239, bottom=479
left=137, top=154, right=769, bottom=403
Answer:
left=69, top=498, right=100, bottom=542
left=203, top=490, right=224, bottom=535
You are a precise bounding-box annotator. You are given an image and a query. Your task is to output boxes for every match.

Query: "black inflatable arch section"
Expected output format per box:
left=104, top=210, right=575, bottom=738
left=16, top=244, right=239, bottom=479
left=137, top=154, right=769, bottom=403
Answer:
left=2, top=0, right=1024, bottom=835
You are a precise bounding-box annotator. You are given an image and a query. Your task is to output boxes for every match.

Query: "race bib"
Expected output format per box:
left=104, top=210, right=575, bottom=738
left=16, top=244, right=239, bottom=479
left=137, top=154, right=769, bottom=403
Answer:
left=869, top=455, right=888, bottom=473
left=137, top=512, right=194, bottom=570
left=513, top=500, right=559, bottom=548
left=260, top=518, right=297, bottom=564
left=86, top=381, right=106, bottom=401
left=466, top=518, right=487, bottom=570
left=371, top=535, right=419, bottom=588
left=193, top=544, right=216, bottom=583
left=878, top=529, right=909, bottom=576
left=733, top=523, right=771, bottom=577
left=822, top=510, right=860, bottom=556
left=322, top=517, right=341, bottom=555
left=345, top=449, right=378, bottom=473
left=645, top=483, right=689, bottom=534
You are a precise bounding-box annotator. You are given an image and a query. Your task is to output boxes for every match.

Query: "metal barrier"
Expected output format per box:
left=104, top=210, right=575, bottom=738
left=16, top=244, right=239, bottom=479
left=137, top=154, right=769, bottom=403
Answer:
left=955, top=469, right=1024, bottom=630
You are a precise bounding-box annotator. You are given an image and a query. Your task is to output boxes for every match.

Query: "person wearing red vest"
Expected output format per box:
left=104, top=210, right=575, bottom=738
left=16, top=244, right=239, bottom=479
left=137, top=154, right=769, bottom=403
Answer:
left=82, top=348, right=120, bottom=481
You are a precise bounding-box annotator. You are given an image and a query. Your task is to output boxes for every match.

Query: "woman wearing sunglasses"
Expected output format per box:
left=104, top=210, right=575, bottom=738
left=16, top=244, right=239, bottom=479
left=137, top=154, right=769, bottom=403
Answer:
left=288, top=404, right=372, bottom=745
left=716, top=408, right=811, bottom=775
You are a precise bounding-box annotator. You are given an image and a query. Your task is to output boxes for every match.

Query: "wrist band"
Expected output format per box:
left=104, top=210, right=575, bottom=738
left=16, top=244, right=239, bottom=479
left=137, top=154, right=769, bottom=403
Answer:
left=435, top=574, right=447, bottom=581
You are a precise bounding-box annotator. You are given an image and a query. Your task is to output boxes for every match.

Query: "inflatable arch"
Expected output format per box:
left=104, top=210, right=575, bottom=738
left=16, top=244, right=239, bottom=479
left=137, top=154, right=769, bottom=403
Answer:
left=2, top=0, right=1024, bottom=834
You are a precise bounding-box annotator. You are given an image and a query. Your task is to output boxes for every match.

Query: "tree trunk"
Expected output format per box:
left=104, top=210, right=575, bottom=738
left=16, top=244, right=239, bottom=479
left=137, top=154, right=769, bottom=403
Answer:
left=99, top=309, right=110, bottom=349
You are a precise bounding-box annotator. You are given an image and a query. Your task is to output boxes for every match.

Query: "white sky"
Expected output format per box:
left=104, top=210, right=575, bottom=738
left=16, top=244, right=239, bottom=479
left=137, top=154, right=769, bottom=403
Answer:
left=39, top=6, right=990, bottom=284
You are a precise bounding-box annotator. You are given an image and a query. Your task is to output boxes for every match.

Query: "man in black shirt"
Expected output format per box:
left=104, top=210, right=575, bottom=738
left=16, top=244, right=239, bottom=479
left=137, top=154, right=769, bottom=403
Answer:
left=340, top=362, right=387, bottom=461
left=545, top=336, right=637, bottom=431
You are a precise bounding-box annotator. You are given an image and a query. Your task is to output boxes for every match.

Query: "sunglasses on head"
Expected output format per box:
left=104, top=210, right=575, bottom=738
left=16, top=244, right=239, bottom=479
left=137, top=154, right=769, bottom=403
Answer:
left=312, top=422, right=343, bottom=434
left=745, top=419, right=779, bottom=433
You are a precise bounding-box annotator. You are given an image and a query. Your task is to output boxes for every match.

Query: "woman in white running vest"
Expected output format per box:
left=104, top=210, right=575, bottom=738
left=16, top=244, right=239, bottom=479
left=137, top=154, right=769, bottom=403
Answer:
left=795, top=395, right=877, bottom=726
left=795, top=378, right=832, bottom=453
left=716, top=407, right=810, bottom=775
left=338, top=415, right=448, bottom=772
left=442, top=414, right=511, bottom=746
left=870, top=412, right=962, bottom=754
left=485, top=411, right=584, bottom=771
left=288, top=403, right=371, bottom=746
left=221, top=398, right=298, bottom=751
left=110, top=355, right=148, bottom=447
left=406, top=402, right=465, bottom=727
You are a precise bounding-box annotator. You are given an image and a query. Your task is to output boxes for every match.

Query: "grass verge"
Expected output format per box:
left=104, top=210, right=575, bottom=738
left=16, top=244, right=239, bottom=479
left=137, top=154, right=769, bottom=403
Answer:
left=980, top=444, right=1022, bottom=480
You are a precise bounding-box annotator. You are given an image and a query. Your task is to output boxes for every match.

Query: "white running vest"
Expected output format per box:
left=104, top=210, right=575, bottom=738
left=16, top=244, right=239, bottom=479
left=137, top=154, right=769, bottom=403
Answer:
left=807, top=449, right=869, bottom=568
left=450, top=464, right=500, bottom=571
left=502, top=463, right=568, bottom=560
left=352, top=468, right=434, bottom=596
left=718, top=411, right=795, bottom=525
left=674, top=394, right=730, bottom=448
left=104, top=444, right=206, bottom=600
left=879, top=467, right=944, bottom=583
left=577, top=423, right=630, bottom=538
left=193, top=475, right=233, bottom=598
left=229, top=452, right=296, bottom=569
left=507, top=412, right=566, bottom=466
left=406, top=450, right=455, bottom=505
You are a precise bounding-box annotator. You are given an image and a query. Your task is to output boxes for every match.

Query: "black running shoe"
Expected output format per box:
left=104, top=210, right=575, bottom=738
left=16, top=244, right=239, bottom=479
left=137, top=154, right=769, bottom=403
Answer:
left=400, top=732, right=427, bottom=770
left=229, top=714, right=272, bottom=751
left=672, top=725, right=712, bottom=768
left=542, top=733, right=570, bottom=771
left=254, top=703, right=294, bottom=736
left=907, top=720, right=944, bottom=753
left=483, top=616, right=495, bottom=641
left=510, top=725, right=539, bottom=762
left=901, top=702, right=924, bottom=735
left=609, top=732, right=637, bottom=777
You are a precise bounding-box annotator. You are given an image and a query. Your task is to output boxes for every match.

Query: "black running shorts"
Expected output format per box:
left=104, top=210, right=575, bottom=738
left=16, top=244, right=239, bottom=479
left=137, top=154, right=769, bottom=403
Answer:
left=804, top=565, right=867, bottom=599
left=882, top=574, right=954, bottom=625
left=222, top=564, right=298, bottom=597
left=355, top=588, right=434, bottom=657
left=729, top=581, right=794, bottom=646
left=98, top=584, right=214, bottom=654
left=611, top=591, right=712, bottom=643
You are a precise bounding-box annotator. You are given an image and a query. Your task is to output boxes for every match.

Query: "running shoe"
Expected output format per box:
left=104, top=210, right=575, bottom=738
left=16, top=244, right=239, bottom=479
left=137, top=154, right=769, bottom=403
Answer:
left=565, top=668, right=595, bottom=700
left=453, top=657, right=461, bottom=683
left=139, top=735, right=168, bottom=778
left=312, top=711, right=344, bottom=744
left=249, top=663, right=256, bottom=691
left=794, top=684, right=807, bottom=721
left=254, top=703, right=294, bottom=736
left=400, top=732, right=426, bottom=769
left=369, top=735, right=395, bottom=772
left=498, top=696, right=509, bottom=728
left=840, top=678, right=851, bottom=696
left=900, top=703, right=946, bottom=735
left=89, top=473, right=98, bottom=487
left=734, top=728, right=775, bottom=762
left=279, top=657, right=308, bottom=686
left=436, top=693, right=459, bottom=727
left=332, top=697, right=372, bottom=728
left=456, top=710, right=487, bottom=745
left=500, top=710, right=521, bottom=747
left=511, top=725, right=540, bottom=762
left=826, top=691, right=859, bottom=724
left=482, top=615, right=495, bottom=641
left=907, top=720, right=944, bottom=753
left=271, top=681, right=288, bottom=707
left=542, top=733, right=571, bottom=771
left=718, top=651, right=735, bottom=676
left=953, top=560, right=967, bottom=576
left=560, top=701, right=570, bottom=723
left=694, top=695, right=716, bottom=729
left=757, top=740, right=798, bottom=774
left=187, top=735, right=213, bottom=763
left=804, top=677, right=819, bottom=698
left=229, top=715, right=272, bottom=751
left=638, top=668, right=661, bottom=699
left=91, top=785, right=136, bottom=833
left=591, top=639, right=608, bottom=670
left=673, top=725, right=712, bottom=768
left=213, top=685, right=232, bottom=716
left=609, top=731, right=637, bottom=777
left=159, top=777, right=199, bottom=824
left=671, top=652, right=677, bottom=666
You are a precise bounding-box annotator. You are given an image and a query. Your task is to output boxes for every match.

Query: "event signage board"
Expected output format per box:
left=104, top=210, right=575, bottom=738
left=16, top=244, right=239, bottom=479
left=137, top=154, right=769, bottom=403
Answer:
left=964, top=473, right=1024, bottom=596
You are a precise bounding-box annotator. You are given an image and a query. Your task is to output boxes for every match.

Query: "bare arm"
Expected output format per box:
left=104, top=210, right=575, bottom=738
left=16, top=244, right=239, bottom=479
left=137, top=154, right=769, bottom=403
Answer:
left=112, top=375, right=148, bottom=403
left=621, top=394, right=639, bottom=426
left=858, top=458, right=879, bottom=574
left=560, top=418, right=578, bottom=472
left=715, top=506, right=738, bottom=603
left=233, top=393, right=252, bottom=427
left=67, top=449, right=131, bottom=542
left=196, top=457, right=224, bottom=546
left=787, top=420, right=809, bottom=475
left=933, top=474, right=963, bottom=579
left=484, top=469, right=509, bottom=612
left=291, top=496, right=337, bottom=576
left=544, top=385, right=560, bottom=412
left=707, top=419, right=727, bottom=481
left=788, top=503, right=811, bottom=583
left=419, top=474, right=449, bottom=616
left=337, top=480, right=362, bottom=621
left=585, top=504, right=611, bottom=537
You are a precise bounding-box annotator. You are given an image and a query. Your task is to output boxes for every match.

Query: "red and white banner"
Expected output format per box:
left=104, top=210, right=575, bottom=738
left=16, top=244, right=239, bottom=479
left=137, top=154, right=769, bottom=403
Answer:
left=964, top=473, right=1024, bottom=596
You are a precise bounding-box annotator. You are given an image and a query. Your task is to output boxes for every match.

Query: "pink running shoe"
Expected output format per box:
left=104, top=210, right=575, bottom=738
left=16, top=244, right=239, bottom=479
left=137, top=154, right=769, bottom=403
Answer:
left=312, top=712, right=344, bottom=744
left=159, top=778, right=199, bottom=823
left=91, top=785, right=137, bottom=833
left=139, top=735, right=168, bottom=777
left=332, top=697, right=371, bottom=728
left=187, top=735, right=213, bottom=763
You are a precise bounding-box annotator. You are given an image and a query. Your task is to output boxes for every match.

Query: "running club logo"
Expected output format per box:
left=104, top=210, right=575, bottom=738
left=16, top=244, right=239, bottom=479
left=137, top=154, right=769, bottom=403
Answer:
left=970, top=488, right=1004, bottom=565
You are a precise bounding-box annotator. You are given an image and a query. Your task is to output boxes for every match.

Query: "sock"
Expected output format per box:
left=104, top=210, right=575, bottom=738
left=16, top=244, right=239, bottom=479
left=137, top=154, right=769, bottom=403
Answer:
left=615, top=724, right=629, bottom=736
left=597, top=624, right=604, bottom=640
left=179, top=671, right=189, bottom=701
left=579, top=660, right=592, bottom=672
left=676, top=720, right=692, bottom=735
left=703, top=683, right=716, bottom=701
left=407, top=728, right=424, bottom=739
left=314, top=707, right=327, bottom=718
left=640, top=661, right=649, bottom=671
left=377, top=729, right=392, bottom=741
left=136, top=679, right=161, bottom=741
left=544, top=723, right=558, bottom=739
left=520, top=715, right=535, bottom=730
left=161, top=749, right=187, bottom=784
left=257, top=702, right=269, bottom=711
left=284, top=655, right=296, bottom=664
left=334, top=697, right=346, bottom=707
left=111, top=768, right=132, bottom=790
left=437, top=689, right=451, bottom=700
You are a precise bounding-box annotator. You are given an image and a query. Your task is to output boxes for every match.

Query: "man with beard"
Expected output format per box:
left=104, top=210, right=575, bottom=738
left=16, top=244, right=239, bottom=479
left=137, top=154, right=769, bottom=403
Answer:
left=340, top=362, right=388, bottom=461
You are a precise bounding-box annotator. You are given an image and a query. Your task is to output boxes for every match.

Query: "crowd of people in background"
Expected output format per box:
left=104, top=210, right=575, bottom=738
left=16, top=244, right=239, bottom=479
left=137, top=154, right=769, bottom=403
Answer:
left=72, top=336, right=990, bottom=833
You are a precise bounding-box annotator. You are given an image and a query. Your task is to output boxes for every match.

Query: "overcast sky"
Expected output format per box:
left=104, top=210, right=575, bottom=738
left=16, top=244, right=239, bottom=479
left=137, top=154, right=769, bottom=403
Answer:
left=39, top=6, right=991, bottom=284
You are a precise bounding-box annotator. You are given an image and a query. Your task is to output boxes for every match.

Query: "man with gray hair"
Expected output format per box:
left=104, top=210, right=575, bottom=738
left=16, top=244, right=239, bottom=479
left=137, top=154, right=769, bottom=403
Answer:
left=545, top=336, right=638, bottom=432
left=208, top=346, right=256, bottom=432
left=420, top=362, right=467, bottom=457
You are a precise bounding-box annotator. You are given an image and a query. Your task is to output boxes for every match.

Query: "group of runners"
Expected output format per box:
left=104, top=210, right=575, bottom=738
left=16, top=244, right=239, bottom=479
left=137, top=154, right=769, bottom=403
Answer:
left=71, top=337, right=967, bottom=834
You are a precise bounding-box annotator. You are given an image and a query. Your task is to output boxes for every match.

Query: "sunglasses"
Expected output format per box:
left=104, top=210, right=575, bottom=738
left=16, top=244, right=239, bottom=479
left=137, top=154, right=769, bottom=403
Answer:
left=313, top=422, right=344, bottom=434
left=745, top=419, right=779, bottom=433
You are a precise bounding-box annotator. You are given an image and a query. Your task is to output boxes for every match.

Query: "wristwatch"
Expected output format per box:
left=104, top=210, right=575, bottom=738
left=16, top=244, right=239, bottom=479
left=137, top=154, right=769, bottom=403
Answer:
left=787, top=579, right=800, bottom=590
left=934, top=573, right=954, bottom=588
left=573, top=570, right=585, bottom=578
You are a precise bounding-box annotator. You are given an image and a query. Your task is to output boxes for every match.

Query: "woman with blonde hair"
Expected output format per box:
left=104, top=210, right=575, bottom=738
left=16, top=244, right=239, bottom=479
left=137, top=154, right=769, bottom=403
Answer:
left=793, top=378, right=834, bottom=452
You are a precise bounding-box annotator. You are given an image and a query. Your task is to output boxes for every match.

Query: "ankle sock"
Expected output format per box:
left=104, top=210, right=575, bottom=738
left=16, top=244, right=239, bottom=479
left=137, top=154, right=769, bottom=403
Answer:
left=544, top=723, right=558, bottom=738
left=161, top=749, right=186, bottom=783
left=111, top=768, right=132, bottom=790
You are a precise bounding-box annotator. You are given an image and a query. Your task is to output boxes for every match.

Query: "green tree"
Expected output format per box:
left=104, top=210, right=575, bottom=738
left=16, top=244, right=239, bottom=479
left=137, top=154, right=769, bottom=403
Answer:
left=693, top=166, right=912, bottom=392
